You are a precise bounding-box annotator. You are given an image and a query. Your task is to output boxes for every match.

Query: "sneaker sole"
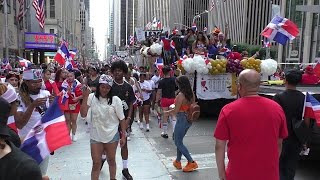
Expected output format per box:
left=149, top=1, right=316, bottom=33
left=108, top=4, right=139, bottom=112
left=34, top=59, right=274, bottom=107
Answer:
left=183, top=165, right=198, bottom=172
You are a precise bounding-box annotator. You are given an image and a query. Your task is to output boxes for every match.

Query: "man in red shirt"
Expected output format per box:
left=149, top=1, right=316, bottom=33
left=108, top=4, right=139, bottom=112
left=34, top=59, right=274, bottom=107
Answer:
left=214, top=69, right=288, bottom=180
left=301, top=65, right=320, bottom=85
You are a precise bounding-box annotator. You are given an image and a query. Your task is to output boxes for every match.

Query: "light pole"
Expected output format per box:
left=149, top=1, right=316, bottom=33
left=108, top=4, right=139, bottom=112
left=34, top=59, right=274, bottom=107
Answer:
left=4, top=0, right=9, bottom=60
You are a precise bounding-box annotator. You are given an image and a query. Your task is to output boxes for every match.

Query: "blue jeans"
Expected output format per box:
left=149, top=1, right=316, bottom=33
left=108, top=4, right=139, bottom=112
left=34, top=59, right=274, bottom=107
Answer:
left=174, top=112, right=193, bottom=162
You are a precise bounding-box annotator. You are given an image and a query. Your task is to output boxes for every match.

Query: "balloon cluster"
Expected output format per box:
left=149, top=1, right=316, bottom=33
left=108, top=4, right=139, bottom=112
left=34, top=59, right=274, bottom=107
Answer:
left=241, top=58, right=262, bottom=73
left=182, top=55, right=211, bottom=74
left=226, top=59, right=243, bottom=74
left=141, top=47, right=151, bottom=57
left=261, top=59, right=278, bottom=75
left=209, top=59, right=227, bottom=75
left=177, top=56, right=187, bottom=74
left=150, top=43, right=163, bottom=56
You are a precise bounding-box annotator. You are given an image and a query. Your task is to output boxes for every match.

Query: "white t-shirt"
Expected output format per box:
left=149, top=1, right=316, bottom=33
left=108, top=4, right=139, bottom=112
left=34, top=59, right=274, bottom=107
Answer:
left=17, top=90, right=51, bottom=139
left=151, top=75, right=161, bottom=88
left=87, top=93, right=125, bottom=143
left=147, top=80, right=155, bottom=90
left=139, top=81, right=152, bottom=101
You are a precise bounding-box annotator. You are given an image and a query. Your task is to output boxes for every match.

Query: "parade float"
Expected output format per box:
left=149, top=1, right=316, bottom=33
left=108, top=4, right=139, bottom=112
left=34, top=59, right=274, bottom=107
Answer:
left=176, top=55, right=279, bottom=115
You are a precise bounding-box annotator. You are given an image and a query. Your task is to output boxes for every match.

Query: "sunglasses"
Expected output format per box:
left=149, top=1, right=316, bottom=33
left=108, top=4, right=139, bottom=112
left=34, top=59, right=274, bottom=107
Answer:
left=9, top=71, right=20, bottom=75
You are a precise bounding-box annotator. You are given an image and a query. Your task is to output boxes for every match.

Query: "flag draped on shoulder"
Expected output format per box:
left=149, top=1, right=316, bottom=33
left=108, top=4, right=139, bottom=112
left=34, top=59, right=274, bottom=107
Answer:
left=261, top=15, right=299, bottom=45
left=21, top=97, right=72, bottom=164
left=304, top=92, right=320, bottom=126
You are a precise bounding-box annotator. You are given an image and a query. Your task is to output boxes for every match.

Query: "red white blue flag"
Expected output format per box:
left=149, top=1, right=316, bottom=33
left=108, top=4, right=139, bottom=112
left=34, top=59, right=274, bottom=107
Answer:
left=263, top=39, right=271, bottom=48
left=69, top=49, right=77, bottom=60
left=191, top=23, right=197, bottom=32
left=54, top=44, right=70, bottom=65
left=170, top=40, right=176, bottom=51
left=304, top=92, right=320, bottom=126
left=261, top=15, right=299, bottom=45
left=155, top=58, right=164, bottom=70
left=21, top=97, right=71, bottom=164
left=17, top=56, right=32, bottom=68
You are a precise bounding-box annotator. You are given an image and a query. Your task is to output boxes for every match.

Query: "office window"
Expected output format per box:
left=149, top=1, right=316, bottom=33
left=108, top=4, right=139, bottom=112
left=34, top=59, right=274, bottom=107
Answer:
left=50, top=29, right=55, bottom=34
left=13, top=0, right=16, bottom=10
left=50, top=0, right=55, bottom=18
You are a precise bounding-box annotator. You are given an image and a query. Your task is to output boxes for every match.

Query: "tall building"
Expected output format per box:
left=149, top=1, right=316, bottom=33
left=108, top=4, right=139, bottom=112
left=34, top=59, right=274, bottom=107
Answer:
left=108, top=0, right=115, bottom=56
left=136, top=0, right=209, bottom=34
left=45, top=0, right=81, bottom=50
left=208, top=0, right=281, bottom=46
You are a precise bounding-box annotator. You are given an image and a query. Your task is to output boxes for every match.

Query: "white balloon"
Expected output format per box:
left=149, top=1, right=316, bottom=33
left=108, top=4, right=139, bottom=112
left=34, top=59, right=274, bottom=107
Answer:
left=261, top=59, right=278, bottom=75
left=150, top=43, right=163, bottom=55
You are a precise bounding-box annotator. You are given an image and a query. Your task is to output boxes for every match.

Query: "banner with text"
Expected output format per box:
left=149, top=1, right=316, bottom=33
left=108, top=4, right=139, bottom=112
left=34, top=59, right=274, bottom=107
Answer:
left=196, top=73, right=237, bottom=100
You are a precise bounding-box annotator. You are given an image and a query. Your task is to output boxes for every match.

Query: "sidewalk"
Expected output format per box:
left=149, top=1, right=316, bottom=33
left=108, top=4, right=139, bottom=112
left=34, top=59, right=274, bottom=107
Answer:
left=47, top=118, right=172, bottom=180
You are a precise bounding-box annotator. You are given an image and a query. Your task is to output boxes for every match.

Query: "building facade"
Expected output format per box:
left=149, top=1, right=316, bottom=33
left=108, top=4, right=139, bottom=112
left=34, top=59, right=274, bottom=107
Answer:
left=208, top=0, right=281, bottom=45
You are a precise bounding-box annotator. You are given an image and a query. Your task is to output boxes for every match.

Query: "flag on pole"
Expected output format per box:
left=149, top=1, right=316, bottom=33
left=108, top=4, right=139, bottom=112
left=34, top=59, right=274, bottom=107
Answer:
left=209, top=0, right=215, bottom=11
left=152, top=17, right=158, bottom=28
left=129, top=35, right=134, bottom=45
left=69, top=49, right=77, bottom=60
left=263, top=39, right=271, bottom=48
left=54, top=44, right=70, bottom=65
left=18, top=0, right=24, bottom=20
left=32, top=0, right=45, bottom=29
left=191, top=23, right=197, bottom=32
left=261, top=15, right=299, bottom=45
left=17, top=56, right=32, bottom=68
left=21, top=97, right=72, bottom=164
left=304, top=92, right=320, bottom=126
left=172, top=27, right=179, bottom=35
left=145, top=22, right=152, bottom=30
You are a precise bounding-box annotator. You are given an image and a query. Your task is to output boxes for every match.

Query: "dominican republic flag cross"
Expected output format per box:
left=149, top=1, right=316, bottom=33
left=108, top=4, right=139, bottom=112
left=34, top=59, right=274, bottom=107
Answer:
left=21, top=97, right=72, bottom=164
left=304, top=92, right=320, bottom=126
left=54, top=44, right=70, bottom=65
left=17, top=56, right=32, bottom=68
left=69, top=49, right=77, bottom=60
left=261, top=15, right=299, bottom=45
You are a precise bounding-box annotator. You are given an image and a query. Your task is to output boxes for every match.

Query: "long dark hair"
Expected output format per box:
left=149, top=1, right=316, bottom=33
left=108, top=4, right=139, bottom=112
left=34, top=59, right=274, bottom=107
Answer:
left=94, top=83, right=113, bottom=105
left=176, top=75, right=193, bottom=102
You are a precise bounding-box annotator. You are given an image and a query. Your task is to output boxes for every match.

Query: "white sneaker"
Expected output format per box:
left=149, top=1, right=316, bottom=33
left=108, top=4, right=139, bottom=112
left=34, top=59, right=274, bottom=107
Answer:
left=139, top=123, right=144, bottom=130
left=127, top=136, right=131, bottom=141
left=72, top=134, right=77, bottom=142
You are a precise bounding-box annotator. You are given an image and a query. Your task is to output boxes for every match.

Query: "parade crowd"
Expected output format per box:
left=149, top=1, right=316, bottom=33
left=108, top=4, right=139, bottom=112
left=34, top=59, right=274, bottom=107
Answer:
left=0, top=26, right=318, bottom=180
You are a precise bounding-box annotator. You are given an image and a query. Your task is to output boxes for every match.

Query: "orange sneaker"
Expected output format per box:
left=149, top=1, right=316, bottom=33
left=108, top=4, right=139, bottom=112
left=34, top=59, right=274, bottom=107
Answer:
left=173, top=160, right=182, bottom=169
left=182, top=161, right=198, bottom=172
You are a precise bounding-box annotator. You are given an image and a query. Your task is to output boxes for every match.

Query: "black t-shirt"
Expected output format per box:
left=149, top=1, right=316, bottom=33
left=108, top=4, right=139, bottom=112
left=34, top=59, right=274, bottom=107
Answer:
left=158, top=77, right=177, bottom=99
left=0, top=141, right=42, bottom=180
left=273, top=89, right=305, bottom=136
left=87, top=76, right=100, bottom=91
left=110, top=81, right=136, bottom=117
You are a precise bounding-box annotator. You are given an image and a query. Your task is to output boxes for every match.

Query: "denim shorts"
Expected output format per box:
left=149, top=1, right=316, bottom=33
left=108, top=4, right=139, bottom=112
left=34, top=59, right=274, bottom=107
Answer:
left=90, top=132, right=120, bottom=144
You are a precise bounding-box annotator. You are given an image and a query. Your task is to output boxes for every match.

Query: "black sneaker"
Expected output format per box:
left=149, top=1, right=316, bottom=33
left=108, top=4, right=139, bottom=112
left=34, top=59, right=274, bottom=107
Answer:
left=161, top=133, right=168, bottom=139
left=122, top=168, right=133, bottom=180
left=100, top=158, right=106, bottom=170
left=85, top=121, right=88, bottom=125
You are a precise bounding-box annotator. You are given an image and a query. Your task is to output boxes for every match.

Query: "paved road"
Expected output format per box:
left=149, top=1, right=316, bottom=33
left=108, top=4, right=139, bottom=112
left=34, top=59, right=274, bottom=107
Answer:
left=47, top=115, right=320, bottom=180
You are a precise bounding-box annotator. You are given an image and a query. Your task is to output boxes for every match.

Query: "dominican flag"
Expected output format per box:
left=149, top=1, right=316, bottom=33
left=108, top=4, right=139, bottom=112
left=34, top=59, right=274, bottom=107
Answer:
left=17, top=56, right=32, bottom=68
left=21, top=97, right=72, bottom=164
left=69, top=49, right=77, bottom=60
left=129, top=35, right=135, bottom=45
left=261, top=15, right=299, bottom=45
left=304, top=92, right=320, bottom=126
left=54, top=44, right=70, bottom=65
left=203, top=27, right=208, bottom=32
left=7, top=116, right=18, bottom=133
left=191, top=23, right=197, bottom=32
left=172, top=27, right=179, bottom=35
left=263, top=39, right=271, bottom=48
left=155, top=58, right=164, bottom=70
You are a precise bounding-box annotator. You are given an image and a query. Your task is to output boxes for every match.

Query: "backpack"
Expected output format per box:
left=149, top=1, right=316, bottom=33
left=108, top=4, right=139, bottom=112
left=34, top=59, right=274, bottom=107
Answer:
left=187, top=102, right=201, bottom=122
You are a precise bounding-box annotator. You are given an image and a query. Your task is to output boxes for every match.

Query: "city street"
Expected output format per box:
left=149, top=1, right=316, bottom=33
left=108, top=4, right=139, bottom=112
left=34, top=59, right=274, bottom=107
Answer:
left=47, top=115, right=320, bottom=180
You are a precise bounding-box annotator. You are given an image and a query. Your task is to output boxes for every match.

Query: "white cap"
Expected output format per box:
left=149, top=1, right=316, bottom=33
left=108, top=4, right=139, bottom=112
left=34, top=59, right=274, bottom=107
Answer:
left=1, top=84, right=18, bottom=103
left=99, top=74, right=113, bottom=87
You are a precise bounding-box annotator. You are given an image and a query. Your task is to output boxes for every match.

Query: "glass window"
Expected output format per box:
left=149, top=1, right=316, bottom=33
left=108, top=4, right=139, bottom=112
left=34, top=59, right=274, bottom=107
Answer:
left=50, top=0, right=55, bottom=18
left=50, top=29, right=55, bottom=34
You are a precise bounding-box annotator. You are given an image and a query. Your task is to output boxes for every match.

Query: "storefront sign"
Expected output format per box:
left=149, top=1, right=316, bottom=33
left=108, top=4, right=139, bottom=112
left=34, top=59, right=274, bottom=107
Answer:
left=196, top=73, right=237, bottom=100
left=25, top=32, right=58, bottom=50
